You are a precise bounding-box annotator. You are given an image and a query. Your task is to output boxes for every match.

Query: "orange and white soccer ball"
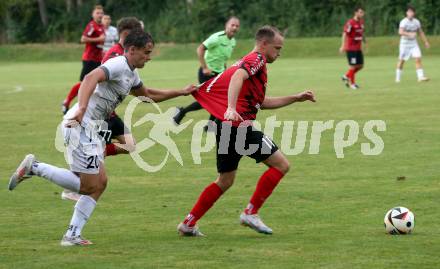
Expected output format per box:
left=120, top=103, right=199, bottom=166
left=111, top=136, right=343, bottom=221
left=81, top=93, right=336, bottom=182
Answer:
left=384, top=207, right=415, bottom=234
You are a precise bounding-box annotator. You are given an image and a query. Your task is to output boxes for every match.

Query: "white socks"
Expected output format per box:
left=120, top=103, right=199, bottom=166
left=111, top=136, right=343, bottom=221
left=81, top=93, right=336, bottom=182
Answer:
left=65, top=195, right=96, bottom=238
left=396, top=69, right=402, bottom=82
left=31, top=162, right=80, bottom=193
left=416, top=68, right=425, bottom=80
left=396, top=68, right=426, bottom=81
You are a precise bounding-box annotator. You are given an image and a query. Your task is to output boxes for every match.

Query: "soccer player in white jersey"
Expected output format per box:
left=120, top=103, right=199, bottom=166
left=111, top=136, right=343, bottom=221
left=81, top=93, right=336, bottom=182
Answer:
left=8, top=29, right=197, bottom=246
left=396, top=5, right=430, bottom=83
left=102, top=14, right=119, bottom=53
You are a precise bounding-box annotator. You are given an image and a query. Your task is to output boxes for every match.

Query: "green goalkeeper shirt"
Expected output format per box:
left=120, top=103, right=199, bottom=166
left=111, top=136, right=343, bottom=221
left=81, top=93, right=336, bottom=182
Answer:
left=202, top=30, right=236, bottom=74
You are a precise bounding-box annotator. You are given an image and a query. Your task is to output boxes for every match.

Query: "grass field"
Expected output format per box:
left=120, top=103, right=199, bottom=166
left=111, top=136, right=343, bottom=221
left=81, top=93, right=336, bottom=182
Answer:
left=0, top=55, right=439, bottom=269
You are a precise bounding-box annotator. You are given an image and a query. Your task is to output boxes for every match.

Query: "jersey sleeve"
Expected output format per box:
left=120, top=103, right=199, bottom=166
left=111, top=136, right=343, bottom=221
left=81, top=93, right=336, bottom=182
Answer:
left=131, top=70, right=143, bottom=89
left=344, top=20, right=352, bottom=33
left=83, top=22, right=95, bottom=37
left=202, top=33, right=220, bottom=49
left=240, top=53, right=266, bottom=76
left=99, top=57, right=125, bottom=81
left=416, top=19, right=422, bottom=30
left=399, top=19, right=406, bottom=29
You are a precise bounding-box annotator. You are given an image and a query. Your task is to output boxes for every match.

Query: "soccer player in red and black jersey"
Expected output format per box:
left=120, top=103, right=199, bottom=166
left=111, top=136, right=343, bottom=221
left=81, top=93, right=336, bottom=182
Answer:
left=339, top=6, right=366, bottom=90
left=177, top=26, right=316, bottom=236
left=62, top=5, right=105, bottom=114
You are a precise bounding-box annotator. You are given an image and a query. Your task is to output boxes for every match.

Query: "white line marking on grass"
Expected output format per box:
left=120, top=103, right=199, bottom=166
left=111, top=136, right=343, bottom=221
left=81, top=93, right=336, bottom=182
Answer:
left=5, top=86, right=24, bottom=94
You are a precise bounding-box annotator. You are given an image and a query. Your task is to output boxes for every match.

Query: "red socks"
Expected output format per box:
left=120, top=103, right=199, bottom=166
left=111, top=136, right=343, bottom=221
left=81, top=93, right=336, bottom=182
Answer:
left=183, top=182, right=223, bottom=227
left=105, top=143, right=117, bottom=156
left=183, top=167, right=284, bottom=226
left=63, top=82, right=81, bottom=107
left=245, top=167, right=284, bottom=215
left=346, top=67, right=361, bottom=84
left=345, top=68, right=356, bottom=84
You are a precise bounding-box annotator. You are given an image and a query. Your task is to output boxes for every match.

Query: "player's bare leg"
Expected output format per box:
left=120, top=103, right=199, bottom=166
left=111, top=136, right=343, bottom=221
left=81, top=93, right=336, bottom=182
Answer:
left=241, top=150, right=289, bottom=234
left=415, top=57, right=429, bottom=82
left=106, top=133, right=136, bottom=156
left=8, top=154, right=106, bottom=246
left=396, top=59, right=405, bottom=82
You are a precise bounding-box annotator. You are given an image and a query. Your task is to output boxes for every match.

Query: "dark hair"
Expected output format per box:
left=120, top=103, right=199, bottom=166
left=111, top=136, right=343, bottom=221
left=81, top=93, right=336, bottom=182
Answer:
left=123, top=29, right=154, bottom=50
left=407, top=4, right=416, bottom=12
left=255, top=25, right=282, bottom=42
left=117, top=17, right=142, bottom=34
left=354, top=6, right=364, bottom=12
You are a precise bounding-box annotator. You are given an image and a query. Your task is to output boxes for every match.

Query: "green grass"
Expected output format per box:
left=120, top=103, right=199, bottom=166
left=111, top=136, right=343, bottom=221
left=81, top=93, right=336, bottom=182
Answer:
left=0, top=55, right=439, bottom=269
left=1, top=36, right=440, bottom=62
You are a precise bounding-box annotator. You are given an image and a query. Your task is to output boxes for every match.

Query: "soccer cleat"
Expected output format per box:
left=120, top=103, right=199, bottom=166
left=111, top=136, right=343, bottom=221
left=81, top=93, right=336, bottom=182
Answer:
left=341, top=75, right=350, bottom=88
left=8, top=154, right=35, bottom=191
left=177, top=222, right=205, bottom=237
left=418, top=77, right=430, bottom=82
left=60, top=235, right=93, bottom=246
left=240, top=213, right=273, bottom=235
left=350, top=83, right=360, bottom=90
left=395, top=79, right=401, bottom=83
left=61, top=189, right=81, bottom=201
left=173, top=107, right=185, bottom=125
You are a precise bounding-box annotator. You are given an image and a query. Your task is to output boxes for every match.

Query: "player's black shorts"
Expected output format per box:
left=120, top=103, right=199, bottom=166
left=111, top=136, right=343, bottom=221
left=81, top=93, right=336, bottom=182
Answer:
left=198, top=67, right=219, bottom=84
left=98, top=114, right=130, bottom=144
left=80, top=60, right=101, bottom=81
left=346, top=50, right=364, bottom=66
left=215, top=119, right=279, bottom=173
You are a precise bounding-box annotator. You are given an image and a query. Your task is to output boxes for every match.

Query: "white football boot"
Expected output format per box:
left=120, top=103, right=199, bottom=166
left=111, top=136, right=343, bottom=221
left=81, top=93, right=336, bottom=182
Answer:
left=418, top=77, right=430, bottom=82
left=8, top=154, right=35, bottom=191
left=61, top=189, right=81, bottom=201
left=177, top=222, right=205, bottom=237
left=240, top=212, right=273, bottom=235
left=60, top=235, right=93, bottom=246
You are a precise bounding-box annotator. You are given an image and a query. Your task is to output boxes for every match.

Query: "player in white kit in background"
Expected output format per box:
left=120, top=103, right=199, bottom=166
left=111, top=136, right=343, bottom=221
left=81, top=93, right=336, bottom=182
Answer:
left=396, top=5, right=430, bottom=83
left=8, top=29, right=197, bottom=246
left=102, top=14, right=118, bottom=53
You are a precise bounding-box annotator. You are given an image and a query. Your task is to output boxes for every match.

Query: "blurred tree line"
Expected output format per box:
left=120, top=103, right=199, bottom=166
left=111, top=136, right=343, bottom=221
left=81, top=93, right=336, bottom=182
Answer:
left=0, top=0, right=439, bottom=44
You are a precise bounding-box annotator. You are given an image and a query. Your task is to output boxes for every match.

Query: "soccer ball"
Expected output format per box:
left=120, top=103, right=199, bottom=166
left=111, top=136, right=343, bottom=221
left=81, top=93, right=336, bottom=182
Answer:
left=384, top=207, right=415, bottom=234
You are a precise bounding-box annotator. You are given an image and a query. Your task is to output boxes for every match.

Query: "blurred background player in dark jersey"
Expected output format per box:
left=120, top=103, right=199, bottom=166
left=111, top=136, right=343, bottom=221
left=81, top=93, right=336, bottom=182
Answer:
left=62, top=5, right=105, bottom=114
left=339, top=6, right=366, bottom=90
left=61, top=17, right=143, bottom=202
left=102, top=14, right=118, bottom=53
left=173, top=17, right=240, bottom=131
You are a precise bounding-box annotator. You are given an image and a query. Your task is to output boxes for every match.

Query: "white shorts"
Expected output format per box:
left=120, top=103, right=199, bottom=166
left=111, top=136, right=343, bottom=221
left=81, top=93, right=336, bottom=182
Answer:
left=399, top=44, right=421, bottom=61
left=62, top=122, right=105, bottom=174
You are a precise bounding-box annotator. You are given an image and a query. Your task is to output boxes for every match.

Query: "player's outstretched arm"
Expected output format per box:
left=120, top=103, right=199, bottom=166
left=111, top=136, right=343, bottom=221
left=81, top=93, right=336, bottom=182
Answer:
left=224, top=69, right=249, bottom=121
left=261, top=90, right=316, bottom=110
left=81, top=34, right=105, bottom=44
left=418, top=28, right=430, bottom=48
left=130, top=85, right=198, bottom=103
left=65, top=68, right=106, bottom=126
left=339, top=33, right=346, bottom=53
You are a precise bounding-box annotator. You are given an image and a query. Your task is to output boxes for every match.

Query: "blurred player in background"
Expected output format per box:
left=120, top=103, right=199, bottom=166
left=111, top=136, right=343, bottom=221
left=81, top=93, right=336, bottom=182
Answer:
left=9, top=29, right=197, bottom=246
left=340, top=6, right=366, bottom=90
left=61, top=17, right=143, bottom=202
left=177, top=26, right=316, bottom=237
left=395, top=5, right=430, bottom=83
left=173, top=17, right=240, bottom=131
left=102, top=14, right=119, bottom=53
left=62, top=5, right=105, bottom=114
